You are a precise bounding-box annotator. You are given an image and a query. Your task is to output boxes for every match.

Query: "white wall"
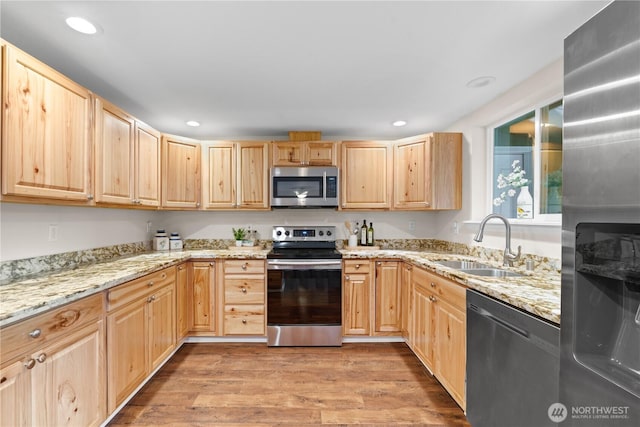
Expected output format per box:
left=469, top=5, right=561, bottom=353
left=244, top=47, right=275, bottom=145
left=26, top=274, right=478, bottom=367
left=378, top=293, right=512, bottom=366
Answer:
left=437, top=59, right=564, bottom=259
left=0, top=203, right=162, bottom=261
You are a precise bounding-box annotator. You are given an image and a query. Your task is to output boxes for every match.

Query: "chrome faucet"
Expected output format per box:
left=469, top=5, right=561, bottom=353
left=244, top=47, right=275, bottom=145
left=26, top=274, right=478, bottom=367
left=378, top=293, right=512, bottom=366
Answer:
left=473, top=214, right=522, bottom=267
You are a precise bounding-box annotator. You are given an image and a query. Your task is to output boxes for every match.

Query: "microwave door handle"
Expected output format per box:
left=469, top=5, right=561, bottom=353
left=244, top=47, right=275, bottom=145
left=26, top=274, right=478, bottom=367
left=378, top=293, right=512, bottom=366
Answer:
left=323, top=171, right=327, bottom=200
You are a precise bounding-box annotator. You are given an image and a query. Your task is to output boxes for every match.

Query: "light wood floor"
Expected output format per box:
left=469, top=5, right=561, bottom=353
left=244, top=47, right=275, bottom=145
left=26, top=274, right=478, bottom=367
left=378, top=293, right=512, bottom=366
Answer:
left=108, top=342, right=470, bottom=426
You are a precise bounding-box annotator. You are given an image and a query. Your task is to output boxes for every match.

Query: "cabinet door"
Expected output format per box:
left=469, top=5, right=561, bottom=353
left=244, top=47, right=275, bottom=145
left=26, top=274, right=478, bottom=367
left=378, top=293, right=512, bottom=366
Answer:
left=430, top=132, right=462, bottom=210
left=134, top=121, right=161, bottom=207
left=2, top=45, right=92, bottom=202
left=237, top=141, right=269, bottom=209
left=393, top=137, right=431, bottom=209
left=94, top=98, right=135, bottom=205
left=272, top=141, right=303, bottom=166
left=343, top=272, right=371, bottom=335
left=189, top=262, right=216, bottom=333
left=401, top=263, right=413, bottom=341
left=148, top=282, right=176, bottom=370
left=31, top=321, right=105, bottom=427
left=176, top=263, right=189, bottom=340
left=340, top=141, right=392, bottom=209
left=374, top=261, right=401, bottom=333
left=307, top=141, right=337, bottom=165
left=434, top=298, right=466, bottom=409
left=203, top=142, right=236, bottom=208
left=0, top=359, right=30, bottom=426
left=412, top=282, right=434, bottom=371
left=107, top=299, right=147, bottom=411
left=161, top=135, right=201, bottom=208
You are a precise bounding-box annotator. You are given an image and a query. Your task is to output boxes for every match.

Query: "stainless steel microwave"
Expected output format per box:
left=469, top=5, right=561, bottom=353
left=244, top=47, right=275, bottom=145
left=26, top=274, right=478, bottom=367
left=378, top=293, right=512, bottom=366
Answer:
left=270, top=166, right=339, bottom=208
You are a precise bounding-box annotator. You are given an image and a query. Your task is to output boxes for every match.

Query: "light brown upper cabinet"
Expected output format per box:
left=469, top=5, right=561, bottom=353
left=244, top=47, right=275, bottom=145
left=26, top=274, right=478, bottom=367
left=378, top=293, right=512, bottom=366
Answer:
left=94, top=98, right=160, bottom=208
left=161, top=134, right=201, bottom=209
left=340, top=141, right=393, bottom=209
left=1, top=42, right=93, bottom=202
left=393, top=132, right=462, bottom=210
left=203, top=141, right=269, bottom=210
left=271, top=141, right=338, bottom=166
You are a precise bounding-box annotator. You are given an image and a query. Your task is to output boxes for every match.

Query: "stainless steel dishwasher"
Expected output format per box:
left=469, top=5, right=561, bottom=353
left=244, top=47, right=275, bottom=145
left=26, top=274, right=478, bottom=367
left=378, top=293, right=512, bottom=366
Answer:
left=466, top=289, right=560, bottom=427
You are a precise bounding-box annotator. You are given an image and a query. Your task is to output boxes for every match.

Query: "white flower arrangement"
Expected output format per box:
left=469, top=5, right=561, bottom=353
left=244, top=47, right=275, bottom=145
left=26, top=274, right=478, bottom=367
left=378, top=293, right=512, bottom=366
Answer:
left=493, top=160, right=529, bottom=206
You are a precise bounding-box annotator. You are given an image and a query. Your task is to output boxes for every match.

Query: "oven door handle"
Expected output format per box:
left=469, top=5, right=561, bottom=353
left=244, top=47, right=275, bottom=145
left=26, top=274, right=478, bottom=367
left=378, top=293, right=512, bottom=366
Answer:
left=267, top=260, right=342, bottom=270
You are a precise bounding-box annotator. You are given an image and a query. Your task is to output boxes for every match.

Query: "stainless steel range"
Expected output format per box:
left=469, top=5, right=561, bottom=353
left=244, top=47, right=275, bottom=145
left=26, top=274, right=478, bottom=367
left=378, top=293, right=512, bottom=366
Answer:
left=266, top=225, right=342, bottom=346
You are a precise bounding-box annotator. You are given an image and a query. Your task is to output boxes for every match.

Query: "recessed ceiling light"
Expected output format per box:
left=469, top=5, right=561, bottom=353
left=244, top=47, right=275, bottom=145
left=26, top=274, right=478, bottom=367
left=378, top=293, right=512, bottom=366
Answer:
left=65, top=17, right=97, bottom=35
left=392, top=120, right=407, bottom=127
left=186, top=120, right=200, bottom=127
left=466, top=76, right=496, bottom=88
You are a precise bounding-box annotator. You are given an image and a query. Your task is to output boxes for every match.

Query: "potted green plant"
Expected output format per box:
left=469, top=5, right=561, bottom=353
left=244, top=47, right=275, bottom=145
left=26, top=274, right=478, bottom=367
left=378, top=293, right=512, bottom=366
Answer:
left=232, top=227, right=246, bottom=246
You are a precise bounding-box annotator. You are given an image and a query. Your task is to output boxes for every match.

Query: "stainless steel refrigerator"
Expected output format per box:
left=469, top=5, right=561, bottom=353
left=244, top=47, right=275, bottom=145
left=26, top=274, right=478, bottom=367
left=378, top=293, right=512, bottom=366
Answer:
left=560, top=1, right=640, bottom=426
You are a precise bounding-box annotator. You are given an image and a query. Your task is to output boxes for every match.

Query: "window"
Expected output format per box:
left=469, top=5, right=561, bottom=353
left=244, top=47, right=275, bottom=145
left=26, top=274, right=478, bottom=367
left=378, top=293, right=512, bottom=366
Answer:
left=491, top=99, right=563, bottom=220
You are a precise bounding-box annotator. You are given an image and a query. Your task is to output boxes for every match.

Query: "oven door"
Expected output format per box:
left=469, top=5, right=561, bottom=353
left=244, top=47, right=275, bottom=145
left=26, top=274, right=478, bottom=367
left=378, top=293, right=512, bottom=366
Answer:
left=267, top=259, right=342, bottom=346
left=267, top=260, right=342, bottom=325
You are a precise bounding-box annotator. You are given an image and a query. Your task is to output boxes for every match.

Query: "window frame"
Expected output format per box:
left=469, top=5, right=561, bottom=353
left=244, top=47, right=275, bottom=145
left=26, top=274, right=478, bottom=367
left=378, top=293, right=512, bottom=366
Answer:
left=486, top=93, right=563, bottom=225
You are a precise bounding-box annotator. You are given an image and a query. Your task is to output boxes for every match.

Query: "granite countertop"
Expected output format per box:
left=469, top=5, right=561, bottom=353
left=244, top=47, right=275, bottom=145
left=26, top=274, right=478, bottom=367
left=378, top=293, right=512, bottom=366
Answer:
left=0, top=248, right=560, bottom=328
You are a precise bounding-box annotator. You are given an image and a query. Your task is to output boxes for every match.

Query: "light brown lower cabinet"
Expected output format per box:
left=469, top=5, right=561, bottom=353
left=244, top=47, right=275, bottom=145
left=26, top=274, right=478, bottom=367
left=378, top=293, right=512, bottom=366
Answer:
left=221, top=260, right=266, bottom=335
left=343, top=260, right=372, bottom=335
left=0, top=294, right=106, bottom=427
left=400, top=262, right=413, bottom=345
left=176, top=262, right=189, bottom=340
left=410, top=265, right=466, bottom=410
left=106, top=266, right=176, bottom=412
left=189, top=261, right=216, bottom=334
left=374, top=261, right=402, bottom=334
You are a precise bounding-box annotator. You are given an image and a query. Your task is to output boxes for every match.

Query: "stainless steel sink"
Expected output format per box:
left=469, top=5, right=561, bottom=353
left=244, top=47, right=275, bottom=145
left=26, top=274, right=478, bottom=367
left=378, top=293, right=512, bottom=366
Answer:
left=460, top=268, right=523, bottom=278
left=435, top=260, right=493, bottom=270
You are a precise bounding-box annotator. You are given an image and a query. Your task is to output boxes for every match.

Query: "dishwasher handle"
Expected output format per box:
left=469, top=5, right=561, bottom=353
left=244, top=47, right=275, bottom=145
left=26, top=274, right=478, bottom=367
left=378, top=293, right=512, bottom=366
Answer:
left=469, top=303, right=530, bottom=339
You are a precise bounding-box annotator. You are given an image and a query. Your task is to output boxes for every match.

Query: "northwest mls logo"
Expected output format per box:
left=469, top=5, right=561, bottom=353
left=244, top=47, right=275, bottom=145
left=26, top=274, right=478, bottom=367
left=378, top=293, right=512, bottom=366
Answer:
left=548, top=403, right=568, bottom=423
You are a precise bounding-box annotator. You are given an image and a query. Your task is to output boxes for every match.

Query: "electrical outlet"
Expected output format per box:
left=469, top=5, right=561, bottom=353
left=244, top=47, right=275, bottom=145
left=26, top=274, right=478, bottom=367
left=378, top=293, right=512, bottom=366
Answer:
left=409, top=220, right=416, bottom=231
left=146, top=221, right=152, bottom=233
left=48, top=224, right=59, bottom=242
left=453, top=221, right=459, bottom=235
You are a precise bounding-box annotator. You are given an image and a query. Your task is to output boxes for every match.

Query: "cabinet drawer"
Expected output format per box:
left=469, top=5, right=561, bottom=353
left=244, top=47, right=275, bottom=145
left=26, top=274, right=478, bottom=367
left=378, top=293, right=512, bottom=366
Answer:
left=424, top=270, right=466, bottom=309
left=224, top=305, right=265, bottom=335
left=223, top=260, right=265, bottom=275
left=107, top=267, right=175, bottom=311
left=1, top=293, right=103, bottom=364
left=343, top=260, right=371, bottom=274
left=224, top=278, right=264, bottom=304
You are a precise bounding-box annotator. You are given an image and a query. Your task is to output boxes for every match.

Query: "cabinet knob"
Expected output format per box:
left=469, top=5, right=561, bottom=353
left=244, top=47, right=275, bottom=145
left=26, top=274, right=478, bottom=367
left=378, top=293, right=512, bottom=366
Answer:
left=376, top=262, right=381, bottom=266
left=147, top=295, right=156, bottom=303
left=178, top=266, right=184, bottom=271
left=430, top=282, right=436, bottom=288
left=355, top=264, right=360, bottom=270
left=148, top=281, right=155, bottom=287
left=209, top=262, right=214, bottom=267
left=24, top=359, right=36, bottom=370
left=241, top=287, right=247, bottom=293
left=161, top=273, right=167, bottom=279
left=36, top=353, right=47, bottom=363
left=429, top=295, right=437, bottom=302
left=407, top=266, right=413, bottom=271
left=242, top=319, right=247, bottom=324
left=196, top=202, right=201, bottom=207
left=87, top=194, right=94, bottom=200
left=345, top=275, right=350, bottom=281
left=29, top=329, right=42, bottom=339
left=241, top=263, right=248, bottom=270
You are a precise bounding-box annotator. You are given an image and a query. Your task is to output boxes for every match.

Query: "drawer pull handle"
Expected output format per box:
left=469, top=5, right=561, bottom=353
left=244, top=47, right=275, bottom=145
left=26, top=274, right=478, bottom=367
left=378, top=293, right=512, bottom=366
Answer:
left=241, top=263, right=248, bottom=270
left=36, top=353, right=47, bottom=363
left=148, top=281, right=155, bottom=287
left=241, top=287, right=247, bottom=293
left=24, top=359, right=36, bottom=370
left=29, top=329, right=42, bottom=339
left=242, top=319, right=247, bottom=324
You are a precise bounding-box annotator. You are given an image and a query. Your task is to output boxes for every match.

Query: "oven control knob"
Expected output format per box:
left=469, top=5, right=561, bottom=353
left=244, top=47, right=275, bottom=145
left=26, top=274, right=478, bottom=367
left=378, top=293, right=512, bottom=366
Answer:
left=284, top=231, right=290, bottom=236
left=319, top=231, right=324, bottom=236
left=276, top=230, right=282, bottom=236
left=326, top=230, right=332, bottom=236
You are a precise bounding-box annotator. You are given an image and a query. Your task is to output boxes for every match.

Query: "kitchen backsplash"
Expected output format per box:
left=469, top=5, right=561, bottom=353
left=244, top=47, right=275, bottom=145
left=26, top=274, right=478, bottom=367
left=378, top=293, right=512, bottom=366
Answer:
left=0, top=238, right=560, bottom=284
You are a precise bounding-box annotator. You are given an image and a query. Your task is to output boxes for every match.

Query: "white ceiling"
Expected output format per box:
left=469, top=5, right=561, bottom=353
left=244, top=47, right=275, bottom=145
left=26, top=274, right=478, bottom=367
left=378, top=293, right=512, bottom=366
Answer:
left=0, top=0, right=609, bottom=140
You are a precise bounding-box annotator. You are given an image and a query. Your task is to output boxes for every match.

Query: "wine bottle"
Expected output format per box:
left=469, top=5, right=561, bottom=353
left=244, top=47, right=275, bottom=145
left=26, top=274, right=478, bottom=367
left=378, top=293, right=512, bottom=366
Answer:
left=367, top=222, right=374, bottom=246
left=361, top=220, right=368, bottom=246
